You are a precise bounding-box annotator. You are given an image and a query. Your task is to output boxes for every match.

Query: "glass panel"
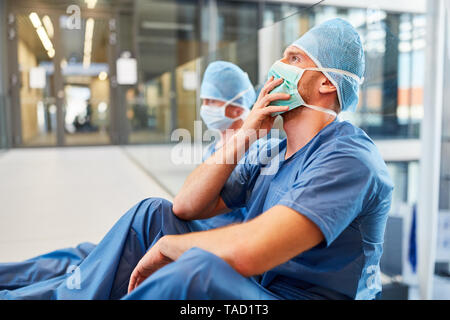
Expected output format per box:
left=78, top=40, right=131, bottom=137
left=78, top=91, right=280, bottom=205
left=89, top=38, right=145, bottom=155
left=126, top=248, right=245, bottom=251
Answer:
left=332, top=7, right=426, bottom=140
left=439, top=10, right=450, bottom=211
left=124, top=1, right=426, bottom=206
left=0, top=95, right=6, bottom=149
left=125, top=0, right=200, bottom=144
left=60, top=15, right=112, bottom=145
left=126, top=73, right=174, bottom=143
left=17, top=12, right=57, bottom=146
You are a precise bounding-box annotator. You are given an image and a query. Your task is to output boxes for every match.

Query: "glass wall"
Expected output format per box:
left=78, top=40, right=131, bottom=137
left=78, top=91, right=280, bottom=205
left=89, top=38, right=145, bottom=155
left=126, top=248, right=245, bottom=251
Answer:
left=120, top=1, right=425, bottom=143
left=0, top=95, right=6, bottom=149
left=16, top=12, right=58, bottom=146
left=257, top=4, right=426, bottom=140
left=0, top=1, right=7, bottom=150
left=60, top=16, right=112, bottom=146
left=7, top=1, right=117, bottom=146
left=118, top=1, right=425, bottom=199
left=439, top=20, right=450, bottom=211
left=126, top=0, right=202, bottom=143
left=6, top=0, right=425, bottom=146
left=117, top=1, right=425, bottom=176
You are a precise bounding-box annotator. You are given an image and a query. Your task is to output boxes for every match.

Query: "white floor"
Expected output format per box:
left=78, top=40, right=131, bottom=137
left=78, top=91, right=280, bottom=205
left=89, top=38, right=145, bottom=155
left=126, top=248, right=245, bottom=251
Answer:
left=0, top=146, right=172, bottom=262
left=123, top=144, right=199, bottom=197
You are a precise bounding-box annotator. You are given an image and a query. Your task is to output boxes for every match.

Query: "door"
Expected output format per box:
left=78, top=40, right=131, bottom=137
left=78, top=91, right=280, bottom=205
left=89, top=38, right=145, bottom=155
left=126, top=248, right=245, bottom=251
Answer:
left=7, top=3, right=116, bottom=146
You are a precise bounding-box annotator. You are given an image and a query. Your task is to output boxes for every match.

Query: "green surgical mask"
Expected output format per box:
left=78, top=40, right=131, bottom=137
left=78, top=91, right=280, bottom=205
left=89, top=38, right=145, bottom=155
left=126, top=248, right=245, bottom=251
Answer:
left=268, top=60, right=354, bottom=117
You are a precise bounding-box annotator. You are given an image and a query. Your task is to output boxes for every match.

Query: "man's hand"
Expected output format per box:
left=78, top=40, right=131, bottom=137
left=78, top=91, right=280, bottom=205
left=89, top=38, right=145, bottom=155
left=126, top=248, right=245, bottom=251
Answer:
left=128, top=239, right=173, bottom=294
left=240, top=76, right=290, bottom=138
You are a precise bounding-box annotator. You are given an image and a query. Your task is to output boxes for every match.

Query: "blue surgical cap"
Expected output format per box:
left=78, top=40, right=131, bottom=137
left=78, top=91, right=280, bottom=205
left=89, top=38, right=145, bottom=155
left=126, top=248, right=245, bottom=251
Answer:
left=291, top=18, right=365, bottom=112
left=200, top=61, right=256, bottom=109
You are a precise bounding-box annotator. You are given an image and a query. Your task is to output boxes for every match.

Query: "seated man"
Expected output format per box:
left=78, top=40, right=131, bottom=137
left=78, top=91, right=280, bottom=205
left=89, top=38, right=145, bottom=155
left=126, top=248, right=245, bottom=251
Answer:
left=0, top=61, right=259, bottom=298
left=1, top=18, right=393, bottom=300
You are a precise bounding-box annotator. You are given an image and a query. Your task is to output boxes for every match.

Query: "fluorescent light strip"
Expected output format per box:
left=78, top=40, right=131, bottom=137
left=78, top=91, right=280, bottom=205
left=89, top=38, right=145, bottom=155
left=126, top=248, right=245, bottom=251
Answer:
left=85, top=0, right=98, bottom=9
left=83, top=18, right=95, bottom=68
left=42, top=15, right=54, bottom=38
left=85, top=18, right=94, bottom=40
left=48, top=48, right=55, bottom=58
left=36, top=26, right=53, bottom=51
left=29, top=12, right=55, bottom=59
left=83, top=55, right=91, bottom=69
left=29, top=12, right=42, bottom=28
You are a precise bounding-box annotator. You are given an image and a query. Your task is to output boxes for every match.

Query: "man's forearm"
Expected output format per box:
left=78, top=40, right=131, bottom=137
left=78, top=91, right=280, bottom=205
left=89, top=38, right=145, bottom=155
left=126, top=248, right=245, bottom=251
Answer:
left=158, top=205, right=325, bottom=278
left=172, top=129, right=254, bottom=219
left=158, top=224, right=245, bottom=274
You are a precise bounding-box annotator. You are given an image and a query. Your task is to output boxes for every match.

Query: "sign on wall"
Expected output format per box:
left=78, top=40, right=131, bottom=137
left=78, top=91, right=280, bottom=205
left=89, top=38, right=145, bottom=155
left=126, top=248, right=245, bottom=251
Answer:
left=116, top=52, right=137, bottom=85
left=29, top=67, right=46, bottom=89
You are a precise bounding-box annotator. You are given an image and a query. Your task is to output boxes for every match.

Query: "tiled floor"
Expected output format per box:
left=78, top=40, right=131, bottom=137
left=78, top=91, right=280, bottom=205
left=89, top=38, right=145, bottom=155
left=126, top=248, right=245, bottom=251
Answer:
left=0, top=146, right=172, bottom=262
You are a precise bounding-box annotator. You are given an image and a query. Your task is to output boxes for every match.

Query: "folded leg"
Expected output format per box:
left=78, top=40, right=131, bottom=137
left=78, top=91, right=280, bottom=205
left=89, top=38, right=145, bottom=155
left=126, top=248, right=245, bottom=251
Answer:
left=0, top=242, right=95, bottom=291
left=122, top=247, right=281, bottom=300
left=1, top=197, right=198, bottom=300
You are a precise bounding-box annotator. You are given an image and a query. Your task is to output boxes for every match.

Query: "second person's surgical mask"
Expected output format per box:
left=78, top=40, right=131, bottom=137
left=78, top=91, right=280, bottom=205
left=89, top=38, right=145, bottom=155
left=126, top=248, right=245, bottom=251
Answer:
left=267, top=60, right=362, bottom=117
left=200, top=88, right=251, bottom=131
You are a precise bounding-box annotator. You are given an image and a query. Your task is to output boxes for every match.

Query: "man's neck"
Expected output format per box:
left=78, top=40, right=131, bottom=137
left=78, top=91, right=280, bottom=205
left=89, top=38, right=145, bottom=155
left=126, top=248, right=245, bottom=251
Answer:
left=282, top=107, right=335, bottom=159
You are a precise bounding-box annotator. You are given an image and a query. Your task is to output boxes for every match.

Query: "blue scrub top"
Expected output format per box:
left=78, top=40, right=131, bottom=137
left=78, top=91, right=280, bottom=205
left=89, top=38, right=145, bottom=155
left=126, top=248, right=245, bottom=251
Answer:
left=220, top=119, right=394, bottom=300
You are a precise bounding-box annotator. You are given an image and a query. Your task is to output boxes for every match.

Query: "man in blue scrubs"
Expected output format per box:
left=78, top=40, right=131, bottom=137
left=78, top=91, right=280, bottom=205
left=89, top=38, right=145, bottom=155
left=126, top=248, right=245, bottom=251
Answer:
left=1, top=18, right=393, bottom=300
left=126, top=18, right=393, bottom=300
left=0, top=61, right=259, bottom=297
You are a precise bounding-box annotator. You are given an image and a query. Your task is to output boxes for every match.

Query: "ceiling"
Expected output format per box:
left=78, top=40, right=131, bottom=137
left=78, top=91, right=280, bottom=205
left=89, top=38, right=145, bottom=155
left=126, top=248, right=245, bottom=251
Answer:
left=17, top=13, right=109, bottom=64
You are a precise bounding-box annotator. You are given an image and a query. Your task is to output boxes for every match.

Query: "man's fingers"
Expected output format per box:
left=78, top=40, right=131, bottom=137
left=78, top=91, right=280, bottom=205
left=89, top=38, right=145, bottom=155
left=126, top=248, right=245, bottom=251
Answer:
left=263, top=105, right=290, bottom=114
left=128, top=275, right=143, bottom=294
left=261, top=92, right=290, bottom=106
left=258, top=76, right=274, bottom=98
left=260, top=77, right=284, bottom=98
left=128, top=268, right=142, bottom=294
left=128, top=275, right=136, bottom=294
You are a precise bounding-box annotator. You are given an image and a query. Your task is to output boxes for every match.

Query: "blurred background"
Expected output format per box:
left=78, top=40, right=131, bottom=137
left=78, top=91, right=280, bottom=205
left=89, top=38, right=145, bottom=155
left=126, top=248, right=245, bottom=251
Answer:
left=0, top=0, right=449, bottom=300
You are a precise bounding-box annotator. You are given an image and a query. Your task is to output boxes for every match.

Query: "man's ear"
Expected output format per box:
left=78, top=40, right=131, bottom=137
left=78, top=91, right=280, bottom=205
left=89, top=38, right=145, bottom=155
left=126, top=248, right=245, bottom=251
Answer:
left=318, top=77, right=337, bottom=94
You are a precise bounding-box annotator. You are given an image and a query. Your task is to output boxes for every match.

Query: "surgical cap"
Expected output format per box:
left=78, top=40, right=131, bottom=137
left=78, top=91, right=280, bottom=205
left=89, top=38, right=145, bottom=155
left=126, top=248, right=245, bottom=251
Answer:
left=200, top=61, right=256, bottom=109
left=291, top=18, right=365, bottom=112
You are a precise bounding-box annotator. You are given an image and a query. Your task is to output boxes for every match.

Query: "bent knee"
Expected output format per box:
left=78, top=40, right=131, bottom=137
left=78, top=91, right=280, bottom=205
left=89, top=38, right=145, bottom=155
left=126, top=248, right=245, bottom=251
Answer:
left=138, top=197, right=173, bottom=209
left=123, top=197, right=174, bottom=223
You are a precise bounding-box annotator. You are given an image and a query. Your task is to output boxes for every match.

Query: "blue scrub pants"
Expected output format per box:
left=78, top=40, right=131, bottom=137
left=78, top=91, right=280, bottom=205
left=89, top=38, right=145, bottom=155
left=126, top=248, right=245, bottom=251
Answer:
left=0, top=198, right=279, bottom=300
left=0, top=242, right=95, bottom=291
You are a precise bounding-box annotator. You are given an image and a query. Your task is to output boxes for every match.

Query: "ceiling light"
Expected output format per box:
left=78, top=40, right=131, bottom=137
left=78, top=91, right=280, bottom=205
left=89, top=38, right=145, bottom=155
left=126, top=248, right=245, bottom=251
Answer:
left=98, top=71, right=108, bottom=81
left=83, top=18, right=95, bottom=69
left=85, top=0, right=98, bottom=9
left=29, top=12, right=55, bottom=59
left=36, top=26, right=53, bottom=51
left=47, top=48, right=55, bottom=58
left=29, top=12, right=42, bottom=28
left=42, top=15, right=54, bottom=38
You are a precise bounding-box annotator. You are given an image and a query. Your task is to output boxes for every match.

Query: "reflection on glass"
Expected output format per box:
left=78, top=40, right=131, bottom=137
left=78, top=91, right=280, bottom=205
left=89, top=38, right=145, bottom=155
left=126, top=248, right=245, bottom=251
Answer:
left=0, top=95, right=5, bottom=149
left=127, top=72, right=173, bottom=144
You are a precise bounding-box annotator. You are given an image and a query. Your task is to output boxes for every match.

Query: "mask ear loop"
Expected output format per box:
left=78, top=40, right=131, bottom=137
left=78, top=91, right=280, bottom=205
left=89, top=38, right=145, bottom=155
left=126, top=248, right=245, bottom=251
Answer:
left=222, top=87, right=253, bottom=119
left=303, top=67, right=364, bottom=84
left=302, top=104, right=337, bottom=117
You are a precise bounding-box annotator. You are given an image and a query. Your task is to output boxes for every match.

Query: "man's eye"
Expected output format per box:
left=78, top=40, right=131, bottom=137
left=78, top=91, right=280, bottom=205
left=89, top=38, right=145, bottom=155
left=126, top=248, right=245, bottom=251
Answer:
left=291, top=56, right=300, bottom=63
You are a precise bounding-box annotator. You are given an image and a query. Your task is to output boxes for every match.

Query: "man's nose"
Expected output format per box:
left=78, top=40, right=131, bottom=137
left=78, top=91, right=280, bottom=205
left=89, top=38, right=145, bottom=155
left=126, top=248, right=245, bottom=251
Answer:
left=280, top=57, right=289, bottom=65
